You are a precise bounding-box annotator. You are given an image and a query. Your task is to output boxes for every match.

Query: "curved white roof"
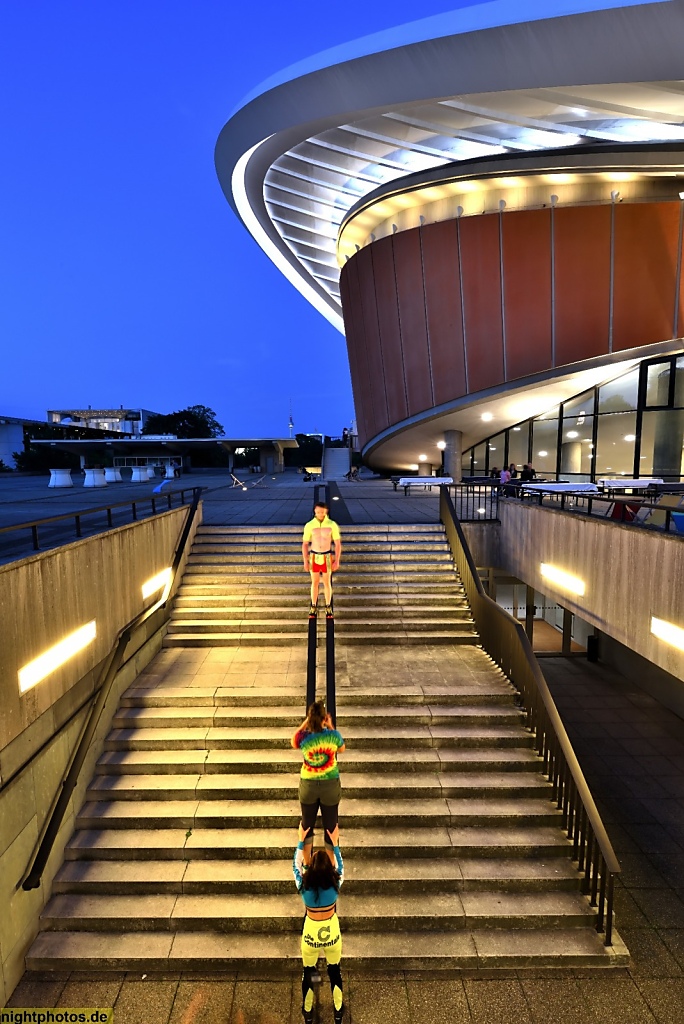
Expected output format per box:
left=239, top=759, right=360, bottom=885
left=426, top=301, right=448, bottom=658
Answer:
left=216, top=0, right=684, bottom=333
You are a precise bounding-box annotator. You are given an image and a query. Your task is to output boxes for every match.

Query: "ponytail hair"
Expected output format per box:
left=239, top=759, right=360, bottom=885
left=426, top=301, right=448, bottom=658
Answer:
left=305, top=700, right=327, bottom=733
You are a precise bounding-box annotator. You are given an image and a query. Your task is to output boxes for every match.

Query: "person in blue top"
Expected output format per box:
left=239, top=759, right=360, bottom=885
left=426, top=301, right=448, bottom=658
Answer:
left=293, top=822, right=344, bottom=1024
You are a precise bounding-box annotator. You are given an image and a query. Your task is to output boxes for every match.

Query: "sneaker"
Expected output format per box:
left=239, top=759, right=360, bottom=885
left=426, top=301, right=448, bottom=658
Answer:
left=309, top=604, right=318, bottom=617
left=325, top=606, right=333, bottom=618
left=333, top=1005, right=344, bottom=1023
left=302, top=1011, right=314, bottom=1024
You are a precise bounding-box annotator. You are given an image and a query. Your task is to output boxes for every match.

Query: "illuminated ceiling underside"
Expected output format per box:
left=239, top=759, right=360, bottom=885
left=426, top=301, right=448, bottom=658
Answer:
left=265, top=83, right=684, bottom=312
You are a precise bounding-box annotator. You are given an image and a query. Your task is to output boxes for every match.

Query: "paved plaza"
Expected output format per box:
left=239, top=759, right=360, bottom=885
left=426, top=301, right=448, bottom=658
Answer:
left=0, top=470, right=448, bottom=566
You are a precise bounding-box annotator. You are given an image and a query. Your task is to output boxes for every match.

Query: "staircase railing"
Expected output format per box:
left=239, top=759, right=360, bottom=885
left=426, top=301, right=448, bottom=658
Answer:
left=439, top=486, right=621, bottom=945
left=22, top=488, right=204, bottom=891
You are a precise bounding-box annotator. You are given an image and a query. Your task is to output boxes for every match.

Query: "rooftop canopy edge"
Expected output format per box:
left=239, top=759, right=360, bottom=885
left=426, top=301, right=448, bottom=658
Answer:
left=216, top=0, right=684, bottom=332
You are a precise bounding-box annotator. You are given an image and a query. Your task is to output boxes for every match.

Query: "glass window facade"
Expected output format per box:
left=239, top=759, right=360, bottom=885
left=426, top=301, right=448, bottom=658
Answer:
left=463, top=357, right=684, bottom=483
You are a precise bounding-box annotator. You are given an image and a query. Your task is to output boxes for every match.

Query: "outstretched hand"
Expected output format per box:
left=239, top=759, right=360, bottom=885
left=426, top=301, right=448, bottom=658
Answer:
left=298, top=823, right=311, bottom=842
left=326, top=825, right=340, bottom=847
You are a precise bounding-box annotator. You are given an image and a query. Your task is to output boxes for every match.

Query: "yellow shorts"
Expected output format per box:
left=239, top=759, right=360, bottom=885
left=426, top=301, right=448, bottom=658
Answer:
left=301, top=913, right=342, bottom=967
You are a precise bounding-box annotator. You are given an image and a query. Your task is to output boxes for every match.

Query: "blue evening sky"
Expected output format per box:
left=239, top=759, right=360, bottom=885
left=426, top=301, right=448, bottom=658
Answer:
left=0, top=0, right=482, bottom=438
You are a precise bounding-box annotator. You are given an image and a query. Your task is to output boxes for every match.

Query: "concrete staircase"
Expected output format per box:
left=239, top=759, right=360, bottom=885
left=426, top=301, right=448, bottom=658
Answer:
left=322, top=445, right=351, bottom=480
left=27, top=651, right=626, bottom=972
left=164, top=524, right=478, bottom=646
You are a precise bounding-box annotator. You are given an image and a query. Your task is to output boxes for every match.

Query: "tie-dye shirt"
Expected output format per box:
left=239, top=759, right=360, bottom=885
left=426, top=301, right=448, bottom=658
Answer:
left=293, top=728, right=345, bottom=780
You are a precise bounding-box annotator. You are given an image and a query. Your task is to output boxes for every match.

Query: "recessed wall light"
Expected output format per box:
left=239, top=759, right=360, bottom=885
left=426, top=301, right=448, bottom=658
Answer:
left=19, top=621, right=97, bottom=694
left=651, top=616, right=684, bottom=650
left=540, top=563, right=585, bottom=596
left=142, top=568, right=172, bottom=600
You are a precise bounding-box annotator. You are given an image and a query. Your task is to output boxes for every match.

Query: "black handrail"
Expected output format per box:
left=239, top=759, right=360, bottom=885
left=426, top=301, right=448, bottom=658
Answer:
left=439, top=486, right=621, bottom=945
left=22, top=487, right=204, bottom=891
left=0, top=486, right=201, bottom=553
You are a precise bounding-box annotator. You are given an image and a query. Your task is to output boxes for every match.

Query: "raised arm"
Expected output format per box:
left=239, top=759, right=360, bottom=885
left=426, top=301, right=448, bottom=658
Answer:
left=326, top=827, right=344, bottom=887
left=293, top=824, right=310, bottom=891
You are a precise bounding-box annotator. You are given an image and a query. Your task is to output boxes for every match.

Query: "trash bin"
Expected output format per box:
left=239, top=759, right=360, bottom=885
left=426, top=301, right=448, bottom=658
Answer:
left=587, top=634, right=599, bottom=662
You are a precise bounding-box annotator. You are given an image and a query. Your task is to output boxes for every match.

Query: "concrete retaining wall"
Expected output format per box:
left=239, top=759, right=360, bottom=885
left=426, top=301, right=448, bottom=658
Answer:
left=0, top=504, right=201, bottom=1004
left=497, top=499, right=684, bottom=685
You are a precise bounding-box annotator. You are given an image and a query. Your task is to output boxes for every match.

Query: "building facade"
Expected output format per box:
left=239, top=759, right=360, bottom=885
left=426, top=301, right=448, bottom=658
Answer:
left=216, top=0, right=684, bottom=480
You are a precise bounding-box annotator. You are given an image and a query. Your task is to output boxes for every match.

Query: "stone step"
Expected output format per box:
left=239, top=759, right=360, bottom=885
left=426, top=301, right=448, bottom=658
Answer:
left=174, top=580, right=463, bottom=594
left=25, top=926, right=628, bottom=972
left=119, top=686, right=514, bottom=708
left=162, top=631, right=479, bottom=647
left=111, top=704, right=522, bottom=728
left=184, top=564, right=459, bottom=580
left=171, top=606, right=472, bottom=621
left=104, top=723, right=532, bottom=751
left=75, top=796, right=562, bottom=830
left=65, top=825, right=574, bottom=861
left=86, top=771, right=552, bottom=801
left=164, top=618, right=475, bottom=635
left=96, top=747, right=542, bottom=775
left=173, top=593, right=469, bottom=607
left=191, top=549, right=452, bottom=562
left=192, top=542, right=451, bottom=553
left=39, top=890, right=596, bottom=933
left=53, top=856, right=583, bottom=896
left=196, top=524, right=445, bottom=535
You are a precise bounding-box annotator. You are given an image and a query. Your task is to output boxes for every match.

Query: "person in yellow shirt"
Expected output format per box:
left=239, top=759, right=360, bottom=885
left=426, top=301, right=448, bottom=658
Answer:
left=302, top=502, right=342, bottom=616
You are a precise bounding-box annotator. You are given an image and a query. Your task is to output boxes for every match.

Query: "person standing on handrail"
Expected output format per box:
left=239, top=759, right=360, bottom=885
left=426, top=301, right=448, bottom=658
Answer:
left=302, top=501, right=342, bottom=617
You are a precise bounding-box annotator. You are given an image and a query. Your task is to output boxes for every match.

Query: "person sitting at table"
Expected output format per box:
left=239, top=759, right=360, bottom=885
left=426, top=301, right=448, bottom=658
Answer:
left=520, top=464, right=536, bottom=482
left=508, top=463, right=518, bottom=479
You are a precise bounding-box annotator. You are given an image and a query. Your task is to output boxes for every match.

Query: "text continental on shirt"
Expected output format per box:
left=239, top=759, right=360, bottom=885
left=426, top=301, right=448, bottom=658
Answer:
left=293, top=728, right=345, bottom=780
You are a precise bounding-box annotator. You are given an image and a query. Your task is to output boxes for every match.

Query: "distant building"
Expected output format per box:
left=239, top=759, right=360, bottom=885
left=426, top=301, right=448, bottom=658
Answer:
left=47, top=408, right=160, bottom=436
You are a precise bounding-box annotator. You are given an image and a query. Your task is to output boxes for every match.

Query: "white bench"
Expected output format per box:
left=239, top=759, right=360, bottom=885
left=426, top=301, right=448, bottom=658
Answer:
left=398, top=476, right=453, bottom=495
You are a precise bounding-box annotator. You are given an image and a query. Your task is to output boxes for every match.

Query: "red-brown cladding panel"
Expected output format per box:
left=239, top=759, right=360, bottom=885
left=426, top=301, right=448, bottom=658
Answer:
left=502, top=209, right=552, bottom=380
left=354, top=244, right=391, bottom=439
left=554, top=206, right=610, bottom=365
left=345, top=252, right=380, bottom=442
left=339, top=260, right=371, bottom=447
left=393, top=228, right=433, bottom=415
left=372, top=236, right=408, bottom=424
left=421, top=219, right=467, bottom=406
left=459, top=215, right=505, bottom=392
left=613, top=202, right=679, bottom=351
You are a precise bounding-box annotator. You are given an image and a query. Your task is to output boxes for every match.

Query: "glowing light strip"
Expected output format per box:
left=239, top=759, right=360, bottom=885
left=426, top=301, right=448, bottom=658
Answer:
left=540, top=563, right=585, bottom=596
left=232, top=140, right=344, bottom=333
left=142, top=568, right=172, bottom=600
left=651, top=616, right=684, bottom=651
left=18, top=621, right=97, bottom=694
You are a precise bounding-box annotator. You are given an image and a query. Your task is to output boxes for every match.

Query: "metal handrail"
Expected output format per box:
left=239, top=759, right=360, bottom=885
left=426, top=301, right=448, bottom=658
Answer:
left=0, top=486, right=202, bottom=553
left=514, top=486, right=684, bottom=533
left=439, top=486, right=621, bottom=944
left=22, top=487, right=204, bottom=891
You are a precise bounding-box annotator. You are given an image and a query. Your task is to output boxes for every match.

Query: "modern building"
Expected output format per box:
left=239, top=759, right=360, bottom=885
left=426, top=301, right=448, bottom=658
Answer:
left=48, top=407, right=159, bottom=436
left=216, top=0, right=684, bottom=699
left=216, top=0, right=684, bottom=481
